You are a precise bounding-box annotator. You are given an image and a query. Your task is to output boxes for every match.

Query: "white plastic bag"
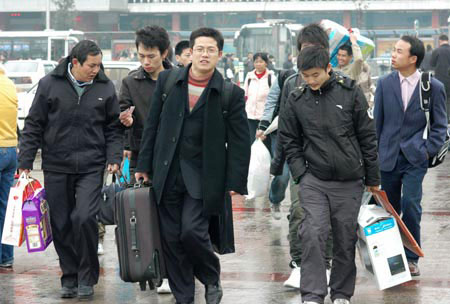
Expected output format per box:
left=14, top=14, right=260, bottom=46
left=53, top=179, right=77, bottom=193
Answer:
left=246, top=139, right=271, bottom=199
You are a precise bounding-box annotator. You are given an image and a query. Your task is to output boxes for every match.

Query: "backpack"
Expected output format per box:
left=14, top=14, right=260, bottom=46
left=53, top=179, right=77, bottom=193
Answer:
left=420, top=72, right=450, bottom=168
left=272, top=69, right=297, bottom=120
left=247, top=73, right=272, bottom=88
left=161, top=68, right=233, bottom=119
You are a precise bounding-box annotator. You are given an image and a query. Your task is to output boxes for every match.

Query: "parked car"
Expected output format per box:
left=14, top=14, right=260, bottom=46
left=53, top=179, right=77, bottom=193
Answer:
left=5, top=59, right=57, bottom=92
left=17, top=61, right=140, bottom=130
left=366, top=57, right=392, bottom=83
left=102, top=61, right=140, bottom=95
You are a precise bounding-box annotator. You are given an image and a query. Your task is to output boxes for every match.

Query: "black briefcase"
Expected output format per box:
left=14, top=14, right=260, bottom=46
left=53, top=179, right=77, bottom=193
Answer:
left=209, top=193, right=235, bottom=255
left=98, top=172, right=125, bottom=225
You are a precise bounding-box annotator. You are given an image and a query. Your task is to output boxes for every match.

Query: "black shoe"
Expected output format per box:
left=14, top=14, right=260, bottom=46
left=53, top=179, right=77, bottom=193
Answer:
left=60, top=286, right=77, bottom=298
left=205, top=281, right=223, bottom=304
left=175, top=302, right=194, bottom=304
left=78, top=285, right=94, bottom=299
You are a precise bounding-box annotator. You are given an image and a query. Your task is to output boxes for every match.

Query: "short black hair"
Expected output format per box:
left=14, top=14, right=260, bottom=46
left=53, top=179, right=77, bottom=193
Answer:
left=70, top=40, right=102, bottom=66
left=190, top=27, right=224, bottom=51
left=338, top=44, right=353, bottom=56
left=426, top=44, right=433, bottom=52
left=400, top=35, right=425, bottom=68
left=297, top=23, right=329, bottom=52
left=135, top=25, right=170, bottom=55
left=253, top=52, right=269, bottom=64
left=439, top=34, right=449, bottom=41
left=298, top=46, right=329, bottom=71
left=175, top=40, right=190, bottom=56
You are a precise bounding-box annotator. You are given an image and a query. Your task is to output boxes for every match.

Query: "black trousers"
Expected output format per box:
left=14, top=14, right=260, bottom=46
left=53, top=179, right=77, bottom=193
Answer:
left=158, top=172, right=220, bottom=303
left=44, top=170, right=103, bottom=288
left=128, top=150, right=139, bottom=184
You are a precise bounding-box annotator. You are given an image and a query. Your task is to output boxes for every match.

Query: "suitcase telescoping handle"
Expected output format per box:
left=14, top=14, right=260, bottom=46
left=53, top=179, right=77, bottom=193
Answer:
left=131, top=178, right=151, bottom=189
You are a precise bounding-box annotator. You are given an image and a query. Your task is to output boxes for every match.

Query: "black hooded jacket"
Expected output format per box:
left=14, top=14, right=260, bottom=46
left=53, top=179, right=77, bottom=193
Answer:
left=18, top=57, right=123, bottom=173
left=278, top=72, right=380, bottom=185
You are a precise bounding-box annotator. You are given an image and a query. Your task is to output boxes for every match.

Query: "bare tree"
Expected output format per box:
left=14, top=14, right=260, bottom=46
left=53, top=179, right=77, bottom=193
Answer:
left=52, top=0, right=77, bottom=30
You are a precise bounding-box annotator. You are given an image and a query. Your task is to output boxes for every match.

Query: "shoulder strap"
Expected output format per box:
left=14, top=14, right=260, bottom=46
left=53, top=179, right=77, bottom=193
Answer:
left=420, top=72, right=432, bottom=140
left=247, top=77, right=251, bottom=87
left=162, top=68, right=180, bottom=102
left=278, top=69, right=296, bottom=91
left=268, top=74, right=272, bottom=87
left=221, top=80, right=233, bottom=119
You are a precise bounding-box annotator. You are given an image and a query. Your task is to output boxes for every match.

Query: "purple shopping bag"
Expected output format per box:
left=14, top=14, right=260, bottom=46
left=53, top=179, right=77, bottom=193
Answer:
left=22, top=188, right=53, bottom=253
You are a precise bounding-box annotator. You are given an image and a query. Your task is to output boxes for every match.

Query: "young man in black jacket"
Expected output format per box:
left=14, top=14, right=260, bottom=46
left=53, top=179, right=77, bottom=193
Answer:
left=135, top=27, right=251, bottom=304
left=18, top=40, right=123, bottom=299
left=257, top=23, right=334, bottom=289
left=279, top=46, right=380, bottom=304
left=119, top=25, right=172, bottom=184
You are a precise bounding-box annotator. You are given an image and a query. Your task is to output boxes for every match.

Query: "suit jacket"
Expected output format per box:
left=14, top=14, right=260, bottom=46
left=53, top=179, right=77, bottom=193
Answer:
left=167, top=84, right=208, bottom=200
left=374, top=71, right=447, bottom=172
left=136, top=65, right=251, bottom=216
left=431, top=44, right=450, bottom=94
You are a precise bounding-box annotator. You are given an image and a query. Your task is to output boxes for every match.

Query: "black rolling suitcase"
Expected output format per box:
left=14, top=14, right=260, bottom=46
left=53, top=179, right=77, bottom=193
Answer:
left=114, top=183, right=166, bottom=291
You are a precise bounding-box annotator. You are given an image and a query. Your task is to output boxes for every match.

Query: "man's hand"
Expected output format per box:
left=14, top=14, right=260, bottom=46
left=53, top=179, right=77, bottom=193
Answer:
left=349, top=32, right=358, bottom=45
left=107, top=164, right=120, bottom=174
left=135, top=172, right=150, bottom=183
left=366, top=185, right=380, bottom=193
left=229, top=191, right=238, bottom=196
left=18, top=168, right=30, bottom=175
left=119, top=106, right=135, bottom=127
left=123, top=150, right=132, bottom=160
left=255, top=130, right=266, bottom=141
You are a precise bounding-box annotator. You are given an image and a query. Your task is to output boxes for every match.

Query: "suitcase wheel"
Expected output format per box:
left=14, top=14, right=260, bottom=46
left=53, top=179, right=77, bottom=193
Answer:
left=148, top=280, right=155, bottom=290
left=139, top=281, right=146, bottom=291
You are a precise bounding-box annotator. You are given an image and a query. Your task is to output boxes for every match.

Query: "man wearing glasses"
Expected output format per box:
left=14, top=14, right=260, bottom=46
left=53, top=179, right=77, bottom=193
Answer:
left=135, top=28, right=251, bottom=304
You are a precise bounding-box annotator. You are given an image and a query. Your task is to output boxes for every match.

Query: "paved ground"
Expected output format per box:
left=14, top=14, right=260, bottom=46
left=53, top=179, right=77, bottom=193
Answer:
left=1, top=153, right=450, bottom=304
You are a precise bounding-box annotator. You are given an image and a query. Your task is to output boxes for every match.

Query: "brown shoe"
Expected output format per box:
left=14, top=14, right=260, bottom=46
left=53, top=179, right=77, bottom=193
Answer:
left=408, top=261, right=420, bottom=276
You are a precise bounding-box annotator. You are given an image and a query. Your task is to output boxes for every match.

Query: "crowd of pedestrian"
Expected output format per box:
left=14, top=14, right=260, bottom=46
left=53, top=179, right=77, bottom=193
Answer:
left=0, top=22, right=449, bottom=304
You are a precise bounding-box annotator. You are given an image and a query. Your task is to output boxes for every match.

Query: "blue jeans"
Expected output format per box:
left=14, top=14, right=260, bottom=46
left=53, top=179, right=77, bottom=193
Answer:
left=380, top=152, right=427, bottom=262
left=0, top=147, right=17, bottom=264
left=269, top=133, right=290, bottom=205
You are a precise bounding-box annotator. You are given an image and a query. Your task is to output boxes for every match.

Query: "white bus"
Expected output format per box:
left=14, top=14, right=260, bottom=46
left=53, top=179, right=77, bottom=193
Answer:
left=234, top=21, right=302, bottom=70
left=0, top=30, right=84, bottom=61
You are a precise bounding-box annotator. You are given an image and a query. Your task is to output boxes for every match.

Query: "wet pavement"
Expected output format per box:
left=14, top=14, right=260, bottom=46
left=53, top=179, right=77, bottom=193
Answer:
left=1, top=154, right=450, bottom=304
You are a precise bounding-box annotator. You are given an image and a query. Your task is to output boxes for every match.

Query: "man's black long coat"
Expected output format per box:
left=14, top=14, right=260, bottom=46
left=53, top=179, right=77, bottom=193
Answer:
left=137, top=66, right=251, bottom=216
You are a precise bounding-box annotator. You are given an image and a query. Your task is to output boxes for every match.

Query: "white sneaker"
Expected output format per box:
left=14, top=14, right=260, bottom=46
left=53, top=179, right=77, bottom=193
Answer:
left=283, top=262, right=300, bottom=289
left=333, top=299, right=350, bottom=304
left=303, top=302, right=320, bottom=304
left=271, top=204, right=282, bottom=220
left=326, top=268, right=331, bottom=285
left=97, top=243, right=104, bottom=255
left=157, top=279, right=172, bottom=294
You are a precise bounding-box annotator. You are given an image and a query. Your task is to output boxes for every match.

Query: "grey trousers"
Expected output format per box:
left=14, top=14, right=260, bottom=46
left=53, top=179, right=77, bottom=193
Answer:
left=298, top=173, right=364, bottom=304
left=288, top=178, right=333, bottom=267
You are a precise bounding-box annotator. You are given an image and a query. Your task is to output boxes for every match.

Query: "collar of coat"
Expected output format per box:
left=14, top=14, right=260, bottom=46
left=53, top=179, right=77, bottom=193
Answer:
left=177, top=63, right=223, bottom=92
left=133, top=59, right=174, bottom=80
left=51, top=56, right=109, bottom=83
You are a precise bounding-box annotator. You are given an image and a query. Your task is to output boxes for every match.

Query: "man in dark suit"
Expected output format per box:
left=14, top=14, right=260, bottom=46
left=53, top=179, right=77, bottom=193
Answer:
left=431, top=34, right=450, bottom=122
left=374, top=35, right=447, bottom=276
left=135, top=27, right=251, bottom=304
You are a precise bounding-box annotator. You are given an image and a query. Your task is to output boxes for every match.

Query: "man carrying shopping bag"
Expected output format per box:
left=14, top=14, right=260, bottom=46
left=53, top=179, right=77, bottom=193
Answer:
left=18, top=40, right=123, bottom=299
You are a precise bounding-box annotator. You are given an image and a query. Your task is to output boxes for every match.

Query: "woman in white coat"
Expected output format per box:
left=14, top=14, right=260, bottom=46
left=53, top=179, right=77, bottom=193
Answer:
left=244, top=52, right=275, bottom=143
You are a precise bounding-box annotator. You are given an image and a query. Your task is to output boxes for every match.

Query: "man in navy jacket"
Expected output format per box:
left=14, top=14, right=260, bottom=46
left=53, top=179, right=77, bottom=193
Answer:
left=374, top=35, right=447, bottom=276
